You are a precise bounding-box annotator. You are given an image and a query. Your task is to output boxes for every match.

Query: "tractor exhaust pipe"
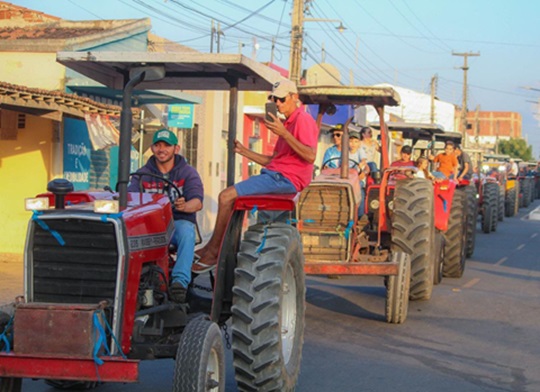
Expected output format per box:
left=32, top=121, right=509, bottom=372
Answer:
left=118, top=65, right=165, bottom=210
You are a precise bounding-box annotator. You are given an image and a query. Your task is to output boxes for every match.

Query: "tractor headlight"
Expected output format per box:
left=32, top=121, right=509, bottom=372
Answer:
left=94, top=200, right=119, bottom=214
left=25, top=197, right=49, bottom=211
left=499, top=165, right=506, bottom=172
left=482, top=164, right=489, bottom=172
left=370, top=199, right=380, bottom=210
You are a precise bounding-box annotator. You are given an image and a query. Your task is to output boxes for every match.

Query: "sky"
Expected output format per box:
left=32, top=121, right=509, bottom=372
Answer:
left=12, top=0, right=540, bottom=156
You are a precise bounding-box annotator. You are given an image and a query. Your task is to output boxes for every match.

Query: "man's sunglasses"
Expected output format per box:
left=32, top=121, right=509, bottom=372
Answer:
left=332, top=133, right=342, bottom=138
left=271, top=95, right=288, bottom=103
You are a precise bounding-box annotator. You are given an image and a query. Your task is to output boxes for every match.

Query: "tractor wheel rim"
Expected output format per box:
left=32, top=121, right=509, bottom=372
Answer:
left=281, top=262, right=297, bottom=365
left=206, top=346, right=221, bottom=391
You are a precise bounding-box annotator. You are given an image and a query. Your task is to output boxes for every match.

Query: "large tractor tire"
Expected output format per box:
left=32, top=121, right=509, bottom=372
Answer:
left=505, top=186, right=517, bottom=217
left=391, top=178, right=435, bottom=301
left=513, top=181, right=520, bottom=215
left=464, top=185, right=478, bottom=257
left=487, top=183, right=500, bottom=232
left=0, top=311, right=21, bottom=392
left=231, top=223, right=305, bottom=392
left=173, top=317, right=225, bottom=392
left=443, top=189, right=467, bottom=278
left=433, top=233, right=445, bottom=285
left=498, top=185, right=505, bottom=221
left=385, top=252, right=411, bottom=324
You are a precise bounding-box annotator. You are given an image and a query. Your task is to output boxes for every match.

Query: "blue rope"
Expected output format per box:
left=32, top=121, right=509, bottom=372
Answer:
left=100, top=212, right=123, bottom=222
left=256, top=226, right=269, bottom=254
left=249, top=206, right=258, bottom=217
left=0, top=314, right=14, bottom=353
left=344, top=220, right=354, bottom=240
left=32, top=210, right=65, bottom=246
left=92, top=309, right=127, bottom=369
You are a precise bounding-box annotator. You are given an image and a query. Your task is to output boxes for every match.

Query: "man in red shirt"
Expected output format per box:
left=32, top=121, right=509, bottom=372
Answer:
left=193, top=79, right=319, bottom=273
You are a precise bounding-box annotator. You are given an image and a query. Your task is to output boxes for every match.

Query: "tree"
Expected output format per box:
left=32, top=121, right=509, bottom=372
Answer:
left=497, top=138, right=533, bottom=161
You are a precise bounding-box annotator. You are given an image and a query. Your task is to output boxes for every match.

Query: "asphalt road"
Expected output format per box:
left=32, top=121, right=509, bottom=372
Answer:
left=15, top=201, right=540, bottom=392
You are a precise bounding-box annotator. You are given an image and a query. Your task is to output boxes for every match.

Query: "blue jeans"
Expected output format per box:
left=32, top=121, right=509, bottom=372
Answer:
left=170, top=219, right=196, bottom=288
left=234, top=169, right=297, bottom=196
left=358, top=180, right=366, bottom=217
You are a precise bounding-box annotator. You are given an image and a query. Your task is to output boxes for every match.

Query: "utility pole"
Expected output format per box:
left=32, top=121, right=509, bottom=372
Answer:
left=430, top=74, right=438, bottom=124
left=217, top=22, right=223, bottom=53
left=474, top=104, right=480, bottom=147
left=453, top=51, right=480, bottom=146
left=289, top=0, right=305, bottom=85
left=210, top=20, right=215, bottom=53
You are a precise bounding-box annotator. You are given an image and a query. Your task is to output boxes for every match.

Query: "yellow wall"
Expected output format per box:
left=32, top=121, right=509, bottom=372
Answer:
left=0, top=52, right=65, bottom=90
left=0, top=114, right=53, bottom=253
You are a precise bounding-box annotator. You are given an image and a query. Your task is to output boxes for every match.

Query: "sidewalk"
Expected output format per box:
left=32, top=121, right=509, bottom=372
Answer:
left=0, top=253, right=23, bottom=307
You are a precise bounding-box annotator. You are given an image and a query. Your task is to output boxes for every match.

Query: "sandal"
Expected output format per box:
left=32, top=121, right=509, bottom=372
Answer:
left=192, top=258, right=217, bottom=274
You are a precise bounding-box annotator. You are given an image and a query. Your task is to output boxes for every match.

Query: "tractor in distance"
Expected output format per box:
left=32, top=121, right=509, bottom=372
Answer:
left=296, top=85, right=413, bottom=324
left=0, top=53, right=307, bottom=392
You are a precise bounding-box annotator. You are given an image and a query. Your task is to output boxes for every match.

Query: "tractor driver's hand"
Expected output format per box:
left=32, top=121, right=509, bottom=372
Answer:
left=264, top=114, right=287, bottom=137
left=174, top=197, right=186, bottom=212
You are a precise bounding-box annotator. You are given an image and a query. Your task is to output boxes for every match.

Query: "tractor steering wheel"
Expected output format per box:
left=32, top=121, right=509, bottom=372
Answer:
left=129, top=172, right=183, bottom=198
left=322, top=157, right=361, bottom=170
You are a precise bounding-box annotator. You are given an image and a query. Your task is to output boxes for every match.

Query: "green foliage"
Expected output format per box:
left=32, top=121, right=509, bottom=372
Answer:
left=497, top=138, right=533, bottom=161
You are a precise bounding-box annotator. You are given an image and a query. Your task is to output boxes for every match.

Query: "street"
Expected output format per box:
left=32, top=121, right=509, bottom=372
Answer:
left=13, top=201, right=540, bottom=392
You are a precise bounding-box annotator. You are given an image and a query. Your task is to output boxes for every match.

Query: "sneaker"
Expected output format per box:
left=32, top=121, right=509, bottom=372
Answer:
left=169, top=281, right=187, bottom=303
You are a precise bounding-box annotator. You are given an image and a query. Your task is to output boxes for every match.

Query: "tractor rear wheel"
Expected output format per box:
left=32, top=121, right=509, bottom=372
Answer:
left=464, top=185, right=478, bottom=257
left=505, top=186, right=517, bottom=217
left=391, top=178, right=435, bottom=301
left=173, top=317, right=225, bottom=392
left=385, top=252, right=411, bottom=324
left=498, top=185, right=505, bottom=221
left=514, top=181, right=520, bottom=214
left=443, top=189, right=467, bottom=278
left=231, top=223, right=305, bottom=392
left=433, top=233, right=445, bottom=285
left=485, top=183, right=499, bottom=232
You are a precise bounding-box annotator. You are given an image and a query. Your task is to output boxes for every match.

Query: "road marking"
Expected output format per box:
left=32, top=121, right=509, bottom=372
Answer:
left=495, top=256, right=508, bottom=266
left=517, top=244, right=526, bottom=250
left=532, top=233, right=538, bottom=239
left=462, top=278, right=480, bottom=289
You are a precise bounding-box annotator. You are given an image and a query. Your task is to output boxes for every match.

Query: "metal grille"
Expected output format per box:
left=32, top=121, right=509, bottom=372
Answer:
left=31, top=218, right=119, bottom=304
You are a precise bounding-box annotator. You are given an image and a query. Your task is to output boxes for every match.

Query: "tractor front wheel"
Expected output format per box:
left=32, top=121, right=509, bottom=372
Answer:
left=443, top=189, right=467, bottom=278
left=385, top=252, right=411, bottom=324
left=0, top=311, right=21, bottom=392
left=232, top=223, right=305, bottom=392
left=464, top=185, right=478, bottom=257
left=173, top=317, right=225, bottom=392
left=391, top=179, right=435, bottom=301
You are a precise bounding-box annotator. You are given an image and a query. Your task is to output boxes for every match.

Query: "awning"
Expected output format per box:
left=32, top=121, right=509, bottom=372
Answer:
left=67, top=86, right=202, bottom=106
left=57, top=52, right=284, bottom=91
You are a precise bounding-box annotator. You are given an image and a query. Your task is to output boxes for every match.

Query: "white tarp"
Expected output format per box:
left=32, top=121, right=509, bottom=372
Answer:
left=365, top=83, right=455, bottom=132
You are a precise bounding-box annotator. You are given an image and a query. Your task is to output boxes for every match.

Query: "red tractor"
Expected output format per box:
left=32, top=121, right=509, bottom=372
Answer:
left=297, top=86, right=412, bottom=324
left=0, top=56, right=305, bottom=391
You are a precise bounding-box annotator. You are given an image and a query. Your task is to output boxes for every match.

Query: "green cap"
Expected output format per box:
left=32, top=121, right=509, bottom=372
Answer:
left=152, top=129, right=178, bottom=145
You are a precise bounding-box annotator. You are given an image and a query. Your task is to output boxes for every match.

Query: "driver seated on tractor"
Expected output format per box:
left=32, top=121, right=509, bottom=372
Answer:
left=508, top=159, right=519, bottom=177
left=430, top=141, right=458, bottom=179
left=192, top=79, right=319, bottom=274
left=389, top=145, right=415, bottom=180
left=128, top=129, right=204, bottom=303
left=322, top=124, right=344, bottom=168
